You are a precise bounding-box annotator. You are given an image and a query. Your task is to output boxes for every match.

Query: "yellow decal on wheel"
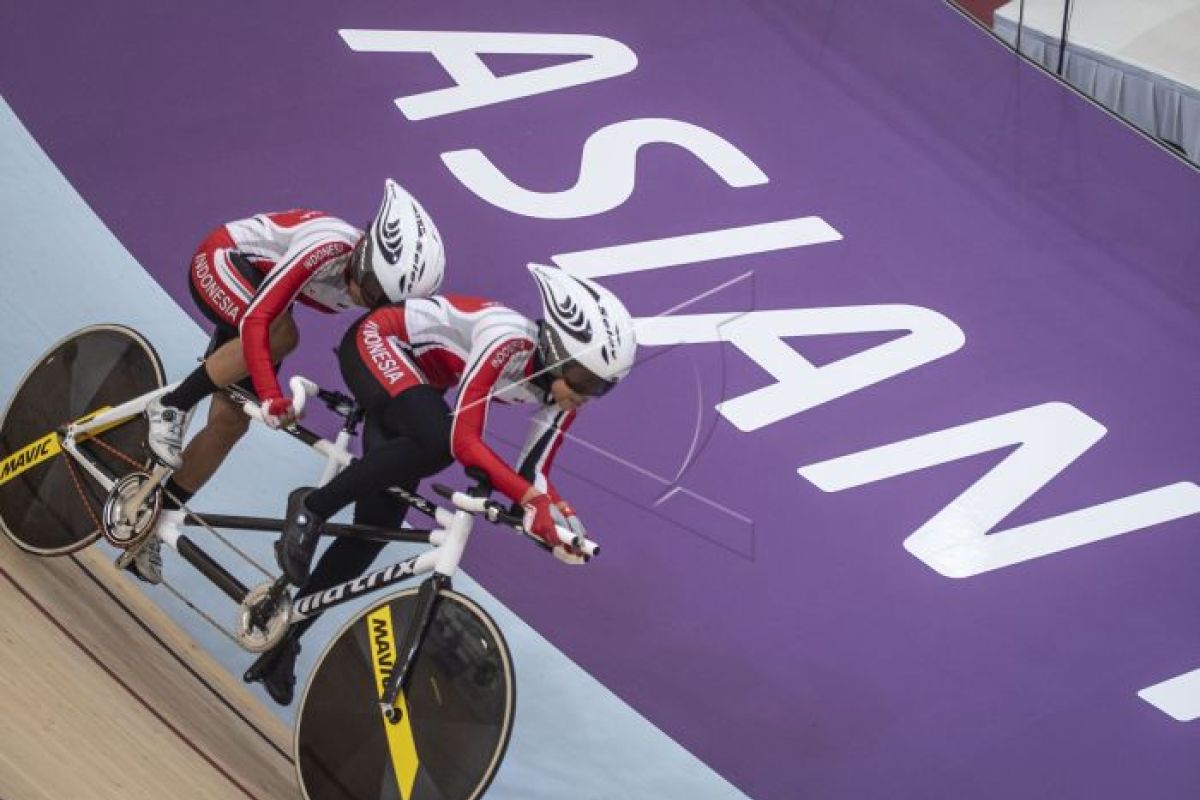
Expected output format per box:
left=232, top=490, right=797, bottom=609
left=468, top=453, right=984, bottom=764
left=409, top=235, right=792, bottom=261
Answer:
left=0, top=407, right=118, bottom=488
left=367, top=605, right=420, bottom=799
left=0, top=433, right=61, bottom=487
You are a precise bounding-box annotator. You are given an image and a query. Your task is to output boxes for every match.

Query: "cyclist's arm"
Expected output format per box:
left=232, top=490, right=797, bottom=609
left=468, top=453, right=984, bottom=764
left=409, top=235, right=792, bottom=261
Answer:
left=517, top=403, right=576, bottom=504
left=238, top=232, right=353, bottom=401
left=450, top=334, right=541, bottom=504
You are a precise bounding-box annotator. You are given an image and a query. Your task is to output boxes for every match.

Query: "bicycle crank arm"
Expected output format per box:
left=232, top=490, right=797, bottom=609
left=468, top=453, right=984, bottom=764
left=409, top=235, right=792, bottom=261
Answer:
left=121, top=462, right=171, bottom=521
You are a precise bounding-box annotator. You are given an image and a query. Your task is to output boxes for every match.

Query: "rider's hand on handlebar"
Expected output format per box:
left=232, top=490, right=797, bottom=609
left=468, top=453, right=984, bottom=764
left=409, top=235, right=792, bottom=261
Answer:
left=553, top=500, right=587, bottom=540
left=261, top=396, right=299, bottom=430
left=524, top=494, right=586, bottom=558
left=522, top=494, right=560, bottom=549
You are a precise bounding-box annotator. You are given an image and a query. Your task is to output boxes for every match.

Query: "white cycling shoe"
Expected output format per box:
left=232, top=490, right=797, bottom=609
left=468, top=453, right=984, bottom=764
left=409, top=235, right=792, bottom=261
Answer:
left=124, top=508, right=184, bottom=585
left=128, top=537, right=163, bottom=584
left=145, top=396, right=186, bottom=470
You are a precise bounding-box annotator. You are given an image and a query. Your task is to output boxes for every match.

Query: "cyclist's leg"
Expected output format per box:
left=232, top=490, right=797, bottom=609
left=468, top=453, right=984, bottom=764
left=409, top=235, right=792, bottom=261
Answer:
left=155, top=232, right=293, bottom=470
left=251, top=494, right=393, bottom=705
left=161, top=288, right=297, bottom=418
left=255, top=395, right=448, bottom=703
left=290, top=415, right=414, bottom=640
left=167, top=315, right=297, bottom=497
left=134, top=318, right=296, bottom=580
left=134, top=241, right=290, bottom=581
left=303, top=388, right=453, bottom=521
left=168, top=392, right=249, bottom=495
left=303, top=310, right=453, bottom=521
left=148, top=233, right=265, bottom=467
left=197, top=311, right=298, bottom=389
left=275, top=311, right=452, bottom=583
left=248, top=472, right=393, bottom=704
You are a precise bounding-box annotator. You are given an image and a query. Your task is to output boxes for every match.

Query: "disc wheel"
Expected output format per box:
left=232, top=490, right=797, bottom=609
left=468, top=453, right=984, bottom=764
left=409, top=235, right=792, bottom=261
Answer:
left=0, top=325, right=164, bottom=555
left=296, top=587, right=515, bottom=800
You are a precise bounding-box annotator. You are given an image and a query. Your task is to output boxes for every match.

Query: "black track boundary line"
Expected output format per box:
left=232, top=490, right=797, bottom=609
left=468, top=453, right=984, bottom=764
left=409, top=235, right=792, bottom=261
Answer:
left=0, top=561, right=264, bottom=800
left=66, top=553, right=294, bottom=765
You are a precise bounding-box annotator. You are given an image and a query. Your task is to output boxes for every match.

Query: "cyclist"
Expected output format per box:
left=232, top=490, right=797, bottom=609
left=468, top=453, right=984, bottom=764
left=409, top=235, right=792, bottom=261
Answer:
left=244, top=264, right=637, bottom=704
left=132, top=180, right=445, bottom=584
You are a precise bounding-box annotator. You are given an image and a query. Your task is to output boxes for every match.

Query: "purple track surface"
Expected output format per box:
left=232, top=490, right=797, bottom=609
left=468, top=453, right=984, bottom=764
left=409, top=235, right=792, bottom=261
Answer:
left=3, top=2, right=1198, bottom=798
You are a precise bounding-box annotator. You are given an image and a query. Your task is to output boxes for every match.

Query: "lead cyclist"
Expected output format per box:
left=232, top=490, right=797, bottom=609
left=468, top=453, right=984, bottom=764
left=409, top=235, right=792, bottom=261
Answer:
left=133, top=180, right=445, bottom=583
left=244, top=264, right=639, bottom=704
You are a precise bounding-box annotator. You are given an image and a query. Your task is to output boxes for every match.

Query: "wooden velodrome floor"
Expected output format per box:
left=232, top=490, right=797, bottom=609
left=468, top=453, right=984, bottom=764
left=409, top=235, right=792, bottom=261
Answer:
left=0, top=532, right=297, bottom=799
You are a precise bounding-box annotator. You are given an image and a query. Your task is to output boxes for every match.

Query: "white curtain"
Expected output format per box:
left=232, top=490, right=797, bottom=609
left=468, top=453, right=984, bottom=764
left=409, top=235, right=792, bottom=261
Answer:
left=994, top=11, right=1200, bottom=163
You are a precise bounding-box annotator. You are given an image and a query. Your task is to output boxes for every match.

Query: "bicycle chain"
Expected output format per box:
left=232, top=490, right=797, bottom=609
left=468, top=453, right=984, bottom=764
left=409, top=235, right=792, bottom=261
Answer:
left=62, top=447, right=104, bottom=533
left=54, top=423, right=280, bottom=650
left=76, top=430, right=276, bottom=578
left=160, top=578, right=241, bottom=645
left=58, top=444, right=243, bottom=644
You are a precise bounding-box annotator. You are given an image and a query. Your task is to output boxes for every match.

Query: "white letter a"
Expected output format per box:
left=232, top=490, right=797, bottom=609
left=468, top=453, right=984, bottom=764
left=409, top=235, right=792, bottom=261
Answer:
left=340, top=30, right=637, bottom=120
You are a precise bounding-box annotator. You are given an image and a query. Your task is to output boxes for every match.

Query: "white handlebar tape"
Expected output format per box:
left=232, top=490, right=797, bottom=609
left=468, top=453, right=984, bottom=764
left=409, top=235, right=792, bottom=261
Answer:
left=452, top=492, right=601, bottom=557
left=289, top=376, right=319, bottom=415
left=552, top=547, right=588, bottom=566
left=451, top=493, right=491, bottom=514
left=242, top=375, right=321, bottom=421
left=564, top=529, right=599, bottom=558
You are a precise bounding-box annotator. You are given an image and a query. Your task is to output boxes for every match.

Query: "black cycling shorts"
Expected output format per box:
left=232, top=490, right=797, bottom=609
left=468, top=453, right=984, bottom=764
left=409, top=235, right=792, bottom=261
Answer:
left=337, top=309, right=432, bottom=412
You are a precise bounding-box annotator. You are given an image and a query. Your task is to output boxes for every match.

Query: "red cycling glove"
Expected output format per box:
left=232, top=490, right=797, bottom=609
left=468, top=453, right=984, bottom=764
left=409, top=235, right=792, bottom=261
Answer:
left=522, top=494, right=561, bottom=549
left=261, top=396, right=295, bottom=430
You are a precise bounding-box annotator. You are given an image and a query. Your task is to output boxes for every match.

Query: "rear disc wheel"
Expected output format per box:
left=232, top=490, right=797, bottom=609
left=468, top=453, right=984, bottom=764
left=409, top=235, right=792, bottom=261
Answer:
left=0, top=325, right=164, bottom=555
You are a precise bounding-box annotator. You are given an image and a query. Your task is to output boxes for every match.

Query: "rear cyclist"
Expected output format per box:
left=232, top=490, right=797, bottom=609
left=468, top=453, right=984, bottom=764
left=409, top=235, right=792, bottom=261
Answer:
left=245, top=264, right=638, bottom=703
left=132, top=180, right=445, bottom=583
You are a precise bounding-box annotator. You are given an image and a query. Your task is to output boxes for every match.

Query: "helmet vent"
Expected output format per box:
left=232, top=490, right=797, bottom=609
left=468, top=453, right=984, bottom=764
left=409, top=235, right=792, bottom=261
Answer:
left=375, top=191, right=405, bottom=265
left=538, top=281, right=593, bottom=344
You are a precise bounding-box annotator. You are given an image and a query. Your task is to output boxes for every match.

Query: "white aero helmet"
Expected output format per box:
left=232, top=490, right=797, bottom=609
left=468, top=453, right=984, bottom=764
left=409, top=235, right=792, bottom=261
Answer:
left=528, top=263, right=637, bottom=396
left=350, top=179, right=445, bottom=306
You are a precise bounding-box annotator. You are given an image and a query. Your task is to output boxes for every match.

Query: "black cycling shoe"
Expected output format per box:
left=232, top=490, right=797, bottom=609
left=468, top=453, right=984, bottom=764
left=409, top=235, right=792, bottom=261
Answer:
left=276, top=487, right=323, bottom=585
left=245, top=636, right=301, bottom=706
left=243, top=634, right=285, bottom=683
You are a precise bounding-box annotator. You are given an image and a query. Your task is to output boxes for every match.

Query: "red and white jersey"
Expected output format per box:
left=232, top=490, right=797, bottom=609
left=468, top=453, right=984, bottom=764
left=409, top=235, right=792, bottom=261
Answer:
left=367, top=295, right=576, bottom=504
left=229, top=210, right=361, bottom=400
